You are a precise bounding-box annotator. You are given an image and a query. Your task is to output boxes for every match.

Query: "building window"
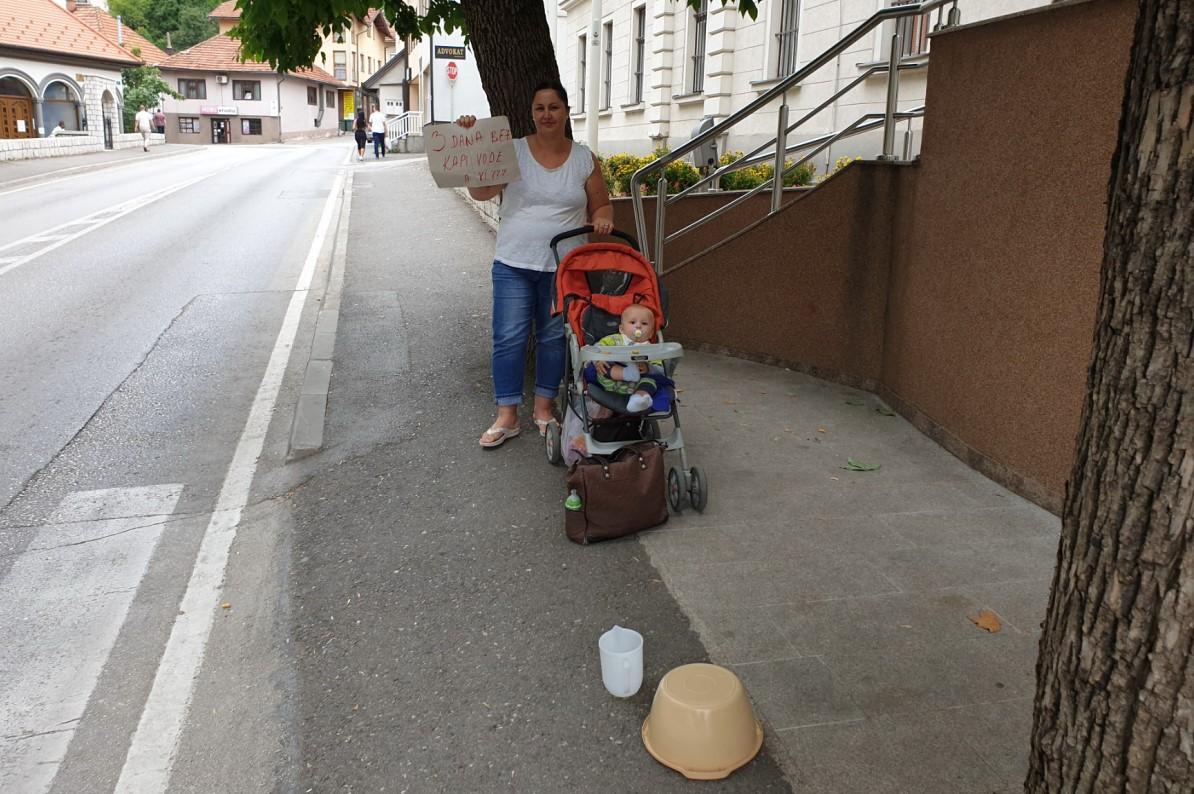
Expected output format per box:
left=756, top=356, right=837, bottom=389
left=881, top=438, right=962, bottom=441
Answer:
left=333, top=50, right=347, bottom=81
left=178, top=79, right=206, bottom=99
left=307, top=86, right=318, bottom=105
left=576, top=34, right=587, bottom=111
left=242, top=117, right=262, bottom=135
left=775, top=0, right=801, bottom=77
left=326, top=90, right=335, bottom=108
left=632, top=6, right=646, bottom=104
left=890, top=0, right=931, bottom=58
left=690, top=0, right=708, bottom=94
left=232, top=80, right=260, bottom=101
left=601, top=21, right=613, bottom=110
left=178, top=116, right=199, bottom=134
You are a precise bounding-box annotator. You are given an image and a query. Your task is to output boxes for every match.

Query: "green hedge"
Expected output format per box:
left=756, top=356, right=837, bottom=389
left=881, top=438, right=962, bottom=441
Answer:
left=598, top=149, right=818, bottom=196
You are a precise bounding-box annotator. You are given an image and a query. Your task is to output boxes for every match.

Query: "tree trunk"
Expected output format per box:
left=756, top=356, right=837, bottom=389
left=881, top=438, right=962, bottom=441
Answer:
left=459, top=0, right=561, bottom=137
left=1026, top=1, right=1193, bottom=791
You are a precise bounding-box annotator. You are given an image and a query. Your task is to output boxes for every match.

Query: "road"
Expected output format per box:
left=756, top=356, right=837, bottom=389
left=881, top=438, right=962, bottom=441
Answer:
left=0, top=142, right=347, bottom=793
left=0, top=144, right=792, bottom=793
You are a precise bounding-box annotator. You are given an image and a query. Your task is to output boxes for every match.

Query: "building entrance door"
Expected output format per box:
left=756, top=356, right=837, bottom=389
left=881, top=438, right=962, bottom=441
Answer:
left=211, top=117, right=231, bottom=144
left=0, top=96, right=35, bottom=139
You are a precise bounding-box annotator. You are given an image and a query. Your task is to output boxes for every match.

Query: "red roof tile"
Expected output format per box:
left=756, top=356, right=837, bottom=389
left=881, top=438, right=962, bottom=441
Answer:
left=72, top=5, right=169, bottom=65
left=0, top=0, right=140, bottom=65
left=161, top=33, right=344, bottom=87
left=208, top=1, right=242, bottom=20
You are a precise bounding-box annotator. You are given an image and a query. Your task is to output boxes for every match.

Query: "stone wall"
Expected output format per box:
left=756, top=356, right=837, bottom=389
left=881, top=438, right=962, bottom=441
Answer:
left=0, top=132, right=165, bottom=161
left=455, top=188, right=499, bottom=232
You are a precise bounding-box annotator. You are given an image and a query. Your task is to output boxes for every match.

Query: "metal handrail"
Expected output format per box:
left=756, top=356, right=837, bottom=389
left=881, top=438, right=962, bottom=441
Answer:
left=630, top=0, right=957, bottom=269
left=385, top=110, right=424, bottom=141
left=662, top=108, right=924, bottom=247
left=668, top=61, right=926, bottom=203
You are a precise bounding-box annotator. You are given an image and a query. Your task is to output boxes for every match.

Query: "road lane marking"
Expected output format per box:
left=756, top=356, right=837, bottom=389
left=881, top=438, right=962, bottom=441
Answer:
left=0, top=150, right=207, bottom=199
left=0, top=485, right=183, bottom=794
left=0, top=173, right=219, bottom=279
left=114, top=153, right=350, bottom=793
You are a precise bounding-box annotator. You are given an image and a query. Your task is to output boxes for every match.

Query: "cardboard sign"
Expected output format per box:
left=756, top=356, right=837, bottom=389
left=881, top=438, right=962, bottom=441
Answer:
left=425, top=116, right=520, bottom=189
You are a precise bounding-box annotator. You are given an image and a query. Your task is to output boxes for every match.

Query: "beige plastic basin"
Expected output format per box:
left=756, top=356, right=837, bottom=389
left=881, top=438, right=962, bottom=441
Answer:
left=641, top=663, right=764, bottom=780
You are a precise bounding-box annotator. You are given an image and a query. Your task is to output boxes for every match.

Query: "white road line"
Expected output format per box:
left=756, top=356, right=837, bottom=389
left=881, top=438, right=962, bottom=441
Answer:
left=113, top=154, right=349, bottom=794
left=0, top=485, right=184, bottom=794
left=0, top=174, right=217, bottom=278
left=0, top=150, right=206, bottom=199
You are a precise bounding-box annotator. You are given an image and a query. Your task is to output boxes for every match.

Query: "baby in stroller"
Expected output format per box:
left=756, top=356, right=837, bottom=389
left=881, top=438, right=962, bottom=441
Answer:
left=545, top=226, right=707, bottom=512
left=593, top=304, right=666, bottom=413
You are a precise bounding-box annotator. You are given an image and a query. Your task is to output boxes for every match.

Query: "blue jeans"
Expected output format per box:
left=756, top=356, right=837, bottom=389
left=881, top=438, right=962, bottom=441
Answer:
left=372, top=131, right=385, bottom=157
left=492, top=261, right=564, bottom=406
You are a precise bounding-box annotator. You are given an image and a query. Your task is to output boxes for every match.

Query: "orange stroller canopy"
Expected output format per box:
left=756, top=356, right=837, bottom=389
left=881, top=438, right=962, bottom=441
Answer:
left=553, top=242, right=665, bottom=340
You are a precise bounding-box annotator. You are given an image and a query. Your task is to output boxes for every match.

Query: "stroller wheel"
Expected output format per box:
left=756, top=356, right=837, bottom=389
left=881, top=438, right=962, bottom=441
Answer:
left=688, top=466, right=708, bottom=513
left=667, top=467, right=684, bottom=513
left=545, top=421, right=563, bottom=466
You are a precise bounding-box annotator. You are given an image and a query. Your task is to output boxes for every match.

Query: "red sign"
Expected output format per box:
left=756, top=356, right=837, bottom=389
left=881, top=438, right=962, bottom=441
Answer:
left=446, top=61, right=458, bottom=82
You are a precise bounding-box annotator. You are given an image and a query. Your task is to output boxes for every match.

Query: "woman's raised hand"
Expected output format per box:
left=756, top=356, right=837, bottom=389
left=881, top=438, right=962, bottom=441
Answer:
left=456, top=115, right=477, bottom=128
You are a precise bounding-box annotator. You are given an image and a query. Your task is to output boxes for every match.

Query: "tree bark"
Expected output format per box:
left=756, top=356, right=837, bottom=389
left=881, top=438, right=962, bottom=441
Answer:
left=1026, top=1, right=1193, bottom=792
left=459, top=0, right=562, bottom=137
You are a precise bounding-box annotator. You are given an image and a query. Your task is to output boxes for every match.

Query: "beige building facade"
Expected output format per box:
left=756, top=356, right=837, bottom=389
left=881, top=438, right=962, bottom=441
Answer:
left=555, top=0, right=1049, bottom=165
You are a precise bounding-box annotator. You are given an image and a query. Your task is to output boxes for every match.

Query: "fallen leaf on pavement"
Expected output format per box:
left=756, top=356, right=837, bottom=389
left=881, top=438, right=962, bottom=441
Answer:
left=875, top=406, right=897, bottom=416
left=817, top=426, right=827, bottom=433
left=843, top=458, right=881, bottom=471
left=970, top=610, right=1002, bottom=633
left=221, top=602, right=232, bottom=610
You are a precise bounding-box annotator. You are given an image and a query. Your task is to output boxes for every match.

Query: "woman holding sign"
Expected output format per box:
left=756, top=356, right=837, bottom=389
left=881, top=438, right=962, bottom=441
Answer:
left=458, top=80, right=614, bottom=449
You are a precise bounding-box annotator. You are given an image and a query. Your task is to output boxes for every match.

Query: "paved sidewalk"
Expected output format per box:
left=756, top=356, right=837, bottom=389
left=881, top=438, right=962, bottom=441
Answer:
left=642, top=356, right=1057, bottom=793
left=0, top=144, right=202, bottom=188
left=301, top=156, right=1058, bottom=791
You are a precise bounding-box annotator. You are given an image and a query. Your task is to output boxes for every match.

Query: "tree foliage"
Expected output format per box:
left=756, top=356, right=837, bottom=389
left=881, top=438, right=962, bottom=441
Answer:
left=109, top=0, right=220, bottom=52
left=120, top=65, right=182, bottom=129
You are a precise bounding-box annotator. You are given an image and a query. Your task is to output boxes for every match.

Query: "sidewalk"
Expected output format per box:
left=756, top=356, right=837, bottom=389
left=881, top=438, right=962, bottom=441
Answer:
left=296, top=157, right=1057, bottom=792
left=0, top=144, right=202, bottom=189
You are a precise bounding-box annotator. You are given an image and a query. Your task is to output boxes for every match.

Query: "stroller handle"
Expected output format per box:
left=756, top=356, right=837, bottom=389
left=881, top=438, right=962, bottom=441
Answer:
left=549, top=226, right=640, bottom=267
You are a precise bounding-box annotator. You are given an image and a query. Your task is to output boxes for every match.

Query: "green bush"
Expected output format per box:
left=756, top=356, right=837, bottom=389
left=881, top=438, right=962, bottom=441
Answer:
left=598, top=150, right=701, bottom=196
left=717, top=151, right=817, bottom=191
left=602, top=152, right=641, bottom=196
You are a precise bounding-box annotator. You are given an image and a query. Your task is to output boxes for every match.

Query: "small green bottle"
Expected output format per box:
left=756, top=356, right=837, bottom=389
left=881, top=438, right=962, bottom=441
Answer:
left=565, top=489, right=583, bottom=511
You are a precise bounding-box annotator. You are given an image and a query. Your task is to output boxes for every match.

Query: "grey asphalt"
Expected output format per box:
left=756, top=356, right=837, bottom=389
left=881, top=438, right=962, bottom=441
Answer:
left=283, top=157, right=791, bottom=791
left=0, top=142, right=348, bottom=792
left=289, top=156, right=1060, bottom=792
left=0, top=143, right=201, bottom=189
left=0, top=140, right=1060, bottom=792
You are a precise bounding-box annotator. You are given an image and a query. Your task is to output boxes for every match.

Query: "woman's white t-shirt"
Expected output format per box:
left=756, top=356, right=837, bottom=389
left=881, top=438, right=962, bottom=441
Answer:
left=494, top=138, right=594, bottom=272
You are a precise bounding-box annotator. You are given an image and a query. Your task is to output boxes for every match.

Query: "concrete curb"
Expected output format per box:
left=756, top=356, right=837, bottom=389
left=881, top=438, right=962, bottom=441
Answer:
left=0, top=147, right=196, bottom=191
left=287, top=168, right=352, bottom=461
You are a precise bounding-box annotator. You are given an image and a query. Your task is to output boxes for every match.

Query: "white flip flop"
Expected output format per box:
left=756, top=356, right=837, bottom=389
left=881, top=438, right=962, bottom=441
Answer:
left=480, top=423, right=521, bottom=448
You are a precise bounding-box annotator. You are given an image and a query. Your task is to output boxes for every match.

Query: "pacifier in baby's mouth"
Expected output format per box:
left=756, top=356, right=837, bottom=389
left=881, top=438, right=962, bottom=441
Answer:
left=632, top=328, right=644, bottom=339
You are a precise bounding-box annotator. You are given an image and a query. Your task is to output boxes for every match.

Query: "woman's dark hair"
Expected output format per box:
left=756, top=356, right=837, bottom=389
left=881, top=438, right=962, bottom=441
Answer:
left=355, top=110, right=366, bottom=130
left=531, top=80, right=569, bottom=109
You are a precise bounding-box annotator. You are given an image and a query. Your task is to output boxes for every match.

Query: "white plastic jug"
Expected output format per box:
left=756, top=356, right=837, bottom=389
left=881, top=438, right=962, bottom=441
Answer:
left=598, top=625, right=644, bottom=698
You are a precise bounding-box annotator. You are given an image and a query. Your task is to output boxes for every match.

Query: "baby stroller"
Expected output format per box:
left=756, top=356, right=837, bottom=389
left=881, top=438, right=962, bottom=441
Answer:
left=543, top=226, right=707, bottom=513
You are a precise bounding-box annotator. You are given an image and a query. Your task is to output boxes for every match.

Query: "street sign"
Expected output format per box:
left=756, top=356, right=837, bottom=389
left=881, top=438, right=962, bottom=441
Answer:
left=434, top=45, right=466, bottom=59
left=446, top=61, right=458, bottom=82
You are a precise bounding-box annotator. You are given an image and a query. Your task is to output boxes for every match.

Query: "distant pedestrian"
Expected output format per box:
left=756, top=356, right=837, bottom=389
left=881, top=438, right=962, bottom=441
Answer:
left=369, top=105, right=386, bottom=159
left=134, top=105, right=153, bottom=151
left=152, top=108, right=166, bottom=135
left=49, top=121, right=66, bottom=137
left=353, top=111, right=368, bottom=162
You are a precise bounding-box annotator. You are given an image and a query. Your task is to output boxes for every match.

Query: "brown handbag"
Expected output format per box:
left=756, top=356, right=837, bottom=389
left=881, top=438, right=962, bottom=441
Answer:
left=564, top=441, right=669, bottom=544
